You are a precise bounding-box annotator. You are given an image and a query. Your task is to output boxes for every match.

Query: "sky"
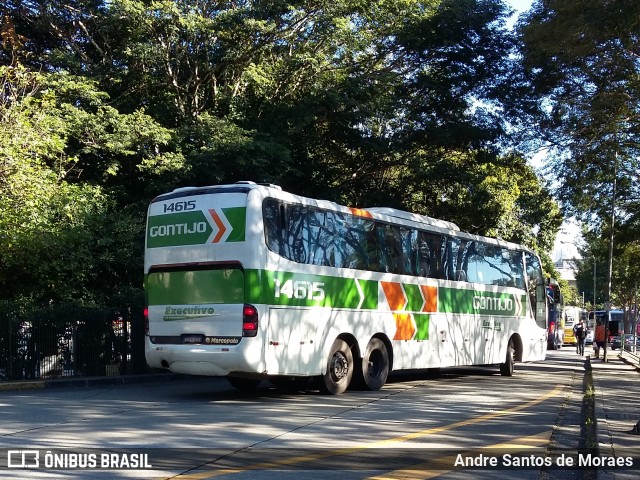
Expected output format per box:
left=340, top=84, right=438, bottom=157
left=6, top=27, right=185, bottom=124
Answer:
left=504, top=0, right=534, bottom=25
left=554, top=219, right=582, bottom=262
left=504, top=0, right=534, bottom=13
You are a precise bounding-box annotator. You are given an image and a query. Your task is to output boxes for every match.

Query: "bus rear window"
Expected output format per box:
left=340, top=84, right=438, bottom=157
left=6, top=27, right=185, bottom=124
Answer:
left=147, top=267, right=244, bottom=305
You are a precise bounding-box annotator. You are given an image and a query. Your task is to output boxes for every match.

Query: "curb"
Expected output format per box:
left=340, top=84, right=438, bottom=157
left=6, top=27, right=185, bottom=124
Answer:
left=0, top=380, right=46, bottom=392
left=583, top=357, right=597, bottom=448
left=617, top=353, right=640, bottom=372
left=591, top=356, right=615, bottom=480
left=0, top=373, right=188, bottom=392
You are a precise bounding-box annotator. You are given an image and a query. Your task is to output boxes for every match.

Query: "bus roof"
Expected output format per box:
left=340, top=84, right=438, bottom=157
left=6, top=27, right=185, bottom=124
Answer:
left=366, top=207, right=460, bottom=231
left=152, top=181, right=535, bottom=254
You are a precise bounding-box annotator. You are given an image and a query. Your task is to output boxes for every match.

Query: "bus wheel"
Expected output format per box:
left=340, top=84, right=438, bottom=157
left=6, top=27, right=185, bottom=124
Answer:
left=227, top=376, right=261, bottom=391
left=500, top=339, right=515, bottom=377
left=320, top=338, right=353, bottom=395
left=362, top=338, right=389, bottom=391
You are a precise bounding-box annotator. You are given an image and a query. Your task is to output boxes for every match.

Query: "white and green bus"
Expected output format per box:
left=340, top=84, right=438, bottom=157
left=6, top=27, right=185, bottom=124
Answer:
left=144, top=182, right=548, bottom=394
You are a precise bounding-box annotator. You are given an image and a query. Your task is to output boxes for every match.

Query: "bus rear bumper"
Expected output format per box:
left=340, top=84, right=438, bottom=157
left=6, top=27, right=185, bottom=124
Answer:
left=145, top=342, right=261, bottom=377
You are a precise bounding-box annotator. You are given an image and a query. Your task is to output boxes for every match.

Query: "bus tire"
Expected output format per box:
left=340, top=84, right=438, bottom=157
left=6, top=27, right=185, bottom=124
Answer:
left=500, top=339, right=515, bottom=377
left=320, top=338, right=353, bottom=395
left=227, top=376, right=261, bottom=391
left=362, top=338, right=389, bottom=391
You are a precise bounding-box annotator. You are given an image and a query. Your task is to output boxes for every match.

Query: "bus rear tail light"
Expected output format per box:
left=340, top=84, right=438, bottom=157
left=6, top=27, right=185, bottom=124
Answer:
left=242, top=304, right=258, bottom=337
left=144, top=307, right=149, bottom=334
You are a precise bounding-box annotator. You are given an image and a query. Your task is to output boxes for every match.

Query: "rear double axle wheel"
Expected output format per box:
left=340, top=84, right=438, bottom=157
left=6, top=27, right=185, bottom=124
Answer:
left=320, top=338, right=354, bottom=395
left=320, top=337, right=390, bottom=394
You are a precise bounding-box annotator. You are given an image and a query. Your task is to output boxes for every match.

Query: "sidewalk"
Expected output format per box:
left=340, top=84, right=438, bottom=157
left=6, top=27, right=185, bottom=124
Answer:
left=589, top=350, right=640, bottom=480
left=0, top=372, right=185, bottom=392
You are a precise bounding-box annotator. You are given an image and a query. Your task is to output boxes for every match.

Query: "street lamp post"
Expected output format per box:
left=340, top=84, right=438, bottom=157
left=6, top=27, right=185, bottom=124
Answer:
left=593, top=257, right=596, bottom=309
left=602, top=152, right=618, bottom=363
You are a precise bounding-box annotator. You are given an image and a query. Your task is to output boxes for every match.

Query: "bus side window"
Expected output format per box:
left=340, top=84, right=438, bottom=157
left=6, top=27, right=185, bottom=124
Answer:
left=442, top=236, right=458, bottom=281
left=375, top=224, right=391, bottom=273
left=416, top=231, right=443, bottom=279
left=454, top=239, right=472, bottom=282
left=525, top=251, right=547, bottom=329
left=379, top=224, right=412, bottom=275
left=285, top=204, right=308, bottom=263
left=338, top=213, right=370, bottom=270
left=263, top=198, right=284, bottom=256
left=398, top=227, right=413, bottom=276
left=475, top=244, right=498, bottom=286
left=415, top=231, right=429, bottom=277
left=465, top=242, right=483, bottom=283
left=308, top=209, right=331, bottom=266
left=508, top=250, right=525, bottom=289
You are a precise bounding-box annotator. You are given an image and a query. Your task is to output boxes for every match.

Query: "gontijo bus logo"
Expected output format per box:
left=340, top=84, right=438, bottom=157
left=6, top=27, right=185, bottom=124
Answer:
left=146, top=207, right=246, bottom=248
left=473, top=295, right=514, bottom=312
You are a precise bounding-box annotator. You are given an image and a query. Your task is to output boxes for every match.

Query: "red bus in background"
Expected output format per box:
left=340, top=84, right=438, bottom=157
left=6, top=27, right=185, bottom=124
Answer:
left=546, top=279, right=565, bottom=350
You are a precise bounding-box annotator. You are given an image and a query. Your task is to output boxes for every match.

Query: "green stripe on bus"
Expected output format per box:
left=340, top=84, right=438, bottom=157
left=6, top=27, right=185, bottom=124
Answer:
left=414, top=313, right=430, bottom=340
left=358, top=279, right=379, bottom=310
left=223, top=207, right=246, bottom=242
left=148, top=267, right=527, bottom=318
left=403, top=284, right=425, bottom=312
left=439, top=287, right=526, bottom=316
left=245, top=270, right=378, bottom=310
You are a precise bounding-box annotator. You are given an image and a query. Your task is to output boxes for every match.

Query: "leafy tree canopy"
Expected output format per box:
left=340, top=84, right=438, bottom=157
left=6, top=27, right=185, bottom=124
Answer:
left=517, top=0, right=640, bottom=309
left=1, top=1, right=563, bottom=303
left=0, top=66, right=167, bottom=303
left=517, top=0, right=640, bottom=233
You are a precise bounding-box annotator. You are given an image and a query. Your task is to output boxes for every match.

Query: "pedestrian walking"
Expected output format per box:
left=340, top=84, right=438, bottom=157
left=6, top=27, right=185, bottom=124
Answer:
left=594, top=320, right=606, bottom=358
left=574, top=319, right=586, bottom=355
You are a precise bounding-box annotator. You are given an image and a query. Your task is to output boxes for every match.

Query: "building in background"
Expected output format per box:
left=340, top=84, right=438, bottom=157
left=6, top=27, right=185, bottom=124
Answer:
left=555, top=257, right=578, bottom=290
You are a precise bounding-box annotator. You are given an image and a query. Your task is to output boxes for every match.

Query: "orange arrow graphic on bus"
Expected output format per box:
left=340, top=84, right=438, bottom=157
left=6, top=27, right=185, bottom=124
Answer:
left=381, top=282, right=416, bottom=340
left=420, top=285, right=438, bottom=313
left=209, top=209, right=227, bottom=243
left=381, top=282, right=407, bottom=310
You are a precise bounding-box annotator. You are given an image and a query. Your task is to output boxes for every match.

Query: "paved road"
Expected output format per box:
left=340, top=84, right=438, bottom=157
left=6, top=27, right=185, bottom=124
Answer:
left=0, top=349, right=629, bottom=479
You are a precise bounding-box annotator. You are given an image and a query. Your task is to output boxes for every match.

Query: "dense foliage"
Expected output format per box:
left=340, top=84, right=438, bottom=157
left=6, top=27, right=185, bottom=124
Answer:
left=517, top=0, right=640, bottom=308
left=2, top=1, right=567, bottom=304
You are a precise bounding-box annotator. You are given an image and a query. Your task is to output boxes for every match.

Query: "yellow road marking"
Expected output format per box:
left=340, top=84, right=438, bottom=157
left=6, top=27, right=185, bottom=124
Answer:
left=161, top=384, right=563, bottom=479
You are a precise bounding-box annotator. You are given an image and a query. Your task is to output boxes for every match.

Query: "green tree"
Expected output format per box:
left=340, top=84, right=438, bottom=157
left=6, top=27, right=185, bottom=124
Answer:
left=517, top=0, right=640, bottom=308
left=1, top=1, right=565, bottom=304
left=517, top=0, right=640, bottom=232
left=575, top=226, right=640, bottom=311
left=0, top=66, right=170, bottom=303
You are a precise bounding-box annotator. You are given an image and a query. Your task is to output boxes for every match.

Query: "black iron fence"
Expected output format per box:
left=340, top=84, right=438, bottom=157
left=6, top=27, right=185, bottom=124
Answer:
left=0, top=303, right=148, bottom=381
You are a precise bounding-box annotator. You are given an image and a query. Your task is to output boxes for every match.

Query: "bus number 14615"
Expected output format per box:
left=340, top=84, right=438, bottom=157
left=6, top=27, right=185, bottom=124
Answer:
left=274, top=279, right=325, bottom=301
